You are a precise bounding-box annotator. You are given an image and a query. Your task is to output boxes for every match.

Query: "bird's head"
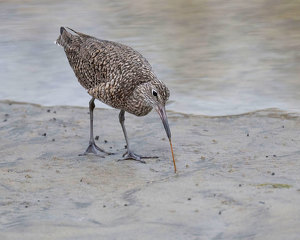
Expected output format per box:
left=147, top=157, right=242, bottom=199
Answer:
left=142, top=81, right=171, bottom=137
left=140, top=81, right=176, bottom=172
left=143, top=81, right=169, bottom=106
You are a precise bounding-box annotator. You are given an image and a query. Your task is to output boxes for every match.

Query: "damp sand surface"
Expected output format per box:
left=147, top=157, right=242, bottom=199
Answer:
left=0, top=101, right=300, bottom=240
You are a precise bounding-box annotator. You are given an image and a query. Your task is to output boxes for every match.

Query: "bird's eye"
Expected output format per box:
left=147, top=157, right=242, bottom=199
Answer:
left=152, top=89, right=158, bottom=97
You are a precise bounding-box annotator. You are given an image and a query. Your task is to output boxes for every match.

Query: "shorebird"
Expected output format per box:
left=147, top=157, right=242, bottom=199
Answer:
left=56, top=27, right=176, bottom=172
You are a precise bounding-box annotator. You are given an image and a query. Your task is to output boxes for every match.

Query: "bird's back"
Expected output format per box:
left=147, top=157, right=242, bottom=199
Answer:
left=56, top=27, right=157, bottom=110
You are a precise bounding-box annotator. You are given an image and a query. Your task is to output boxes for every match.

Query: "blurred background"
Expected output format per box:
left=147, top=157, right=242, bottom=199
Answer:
left=0, top=0, right=299, bottom=116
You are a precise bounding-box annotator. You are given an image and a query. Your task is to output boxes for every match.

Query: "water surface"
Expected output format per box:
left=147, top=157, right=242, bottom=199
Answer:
left=1, top=0, right=300, bottom=115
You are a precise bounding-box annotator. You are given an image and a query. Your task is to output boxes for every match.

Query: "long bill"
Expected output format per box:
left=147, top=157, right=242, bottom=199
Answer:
left=156, top=105, right=177, bottom=173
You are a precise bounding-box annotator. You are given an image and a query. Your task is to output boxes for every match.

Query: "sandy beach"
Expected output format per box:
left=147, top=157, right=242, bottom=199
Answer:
left=0, top=100, right=299, bottom=239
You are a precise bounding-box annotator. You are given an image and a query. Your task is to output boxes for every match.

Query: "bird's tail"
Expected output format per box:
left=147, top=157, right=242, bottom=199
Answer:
left=55, top=26, right=92, bottom=48
left=55, top=27, right=74, bottom=48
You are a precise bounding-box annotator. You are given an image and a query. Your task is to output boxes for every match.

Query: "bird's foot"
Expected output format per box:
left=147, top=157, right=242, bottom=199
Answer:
left=118, top=151, right=158, bottom=163
left=79, top=142, right=113, bottom=157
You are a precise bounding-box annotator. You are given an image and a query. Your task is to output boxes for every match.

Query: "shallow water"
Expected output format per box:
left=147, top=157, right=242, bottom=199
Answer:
left=0, top=0, right=300, bottom=115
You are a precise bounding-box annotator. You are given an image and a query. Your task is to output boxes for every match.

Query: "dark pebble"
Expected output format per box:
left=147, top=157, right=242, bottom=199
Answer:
left=124, top=145, right=127, bottom=149
left=25, top=205, right=28, bottom=208
left=259, top=201, right=265, bottom=204
left=47, top=109, right=51, bottom=113
left=266, top=155, right=268, bottom=158
left=95, top=136, right=99, bottom=141
left=273, top=154, right=277, bottom=157
left=52, top=139, right=55, bottom=142
left=282, top=125, right=284, bottom=128
left=5, top=113, right=9, bottom=117
left=3, top=119, right=7, bottom=122
left=246, top=133, right=249, bottom=137
left=271, top=172, right=275, bottom=176
left=53, top=117, right=56, bottom=121
left=53, top=111, right=56, bottom=114
left=218, top=211, right=222, bottom=215
left=42, top=133, right=47, bottom=136
left=104, top=140, right=108, bottom=143
left=124, top=204, right=128, bottom=206
left=110, top=146, right=112, bottom=149
left=80, top=178, right=83, bottom=182
left=239, top=184, right=242, bottom=187
left=103, top=205, right=106, bottom=208
left=37, top=200, right=40, bottom=202
left=188, top=198, right=191, bottom=201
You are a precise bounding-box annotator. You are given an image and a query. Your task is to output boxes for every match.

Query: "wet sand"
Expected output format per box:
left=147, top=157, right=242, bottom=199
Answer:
left=0, top=100, right=299, bottom=240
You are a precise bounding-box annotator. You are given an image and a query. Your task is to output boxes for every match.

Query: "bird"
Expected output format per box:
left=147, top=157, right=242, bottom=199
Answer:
left=56, top=27, right=176, bottom=173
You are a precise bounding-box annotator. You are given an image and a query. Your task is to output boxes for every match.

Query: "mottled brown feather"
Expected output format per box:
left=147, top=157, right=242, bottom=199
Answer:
left=56, top=27, right=169, bottom=116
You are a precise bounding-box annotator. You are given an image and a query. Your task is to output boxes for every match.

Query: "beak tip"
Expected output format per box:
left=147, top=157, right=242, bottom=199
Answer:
left=157, top=105, right=175, bottom=173
left=168, top=138, right=177, bottom=173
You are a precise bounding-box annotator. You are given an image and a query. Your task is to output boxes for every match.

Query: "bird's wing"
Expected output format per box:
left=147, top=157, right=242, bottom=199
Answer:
left=58, top=27, right=156, bottom=106
left=77, top=36, right=155, bottom=91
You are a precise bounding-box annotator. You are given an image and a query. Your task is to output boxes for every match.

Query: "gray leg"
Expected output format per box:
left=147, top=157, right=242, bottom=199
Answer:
left=118, top=110, right=157, bottom=163
left=79, top=97, right=111, bottom=156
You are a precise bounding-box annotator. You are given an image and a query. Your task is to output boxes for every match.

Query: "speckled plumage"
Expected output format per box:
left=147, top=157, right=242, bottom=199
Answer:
left=56, top=27, right=176, bottom=172
left=56, top=27, right=169, bottom=116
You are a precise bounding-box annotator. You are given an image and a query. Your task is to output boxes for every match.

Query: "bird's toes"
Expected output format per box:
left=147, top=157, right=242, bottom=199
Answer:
left=122, top=151, right=129, bottom=158
left=78, top=151, right=105, bottom=157
left=93, top=143, right=114, bottom=155
left=79, top=143, right=111, bottom=157
left=141, top=156, right=159, bottom=159
left=119, top=151, right=146, bottom=163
